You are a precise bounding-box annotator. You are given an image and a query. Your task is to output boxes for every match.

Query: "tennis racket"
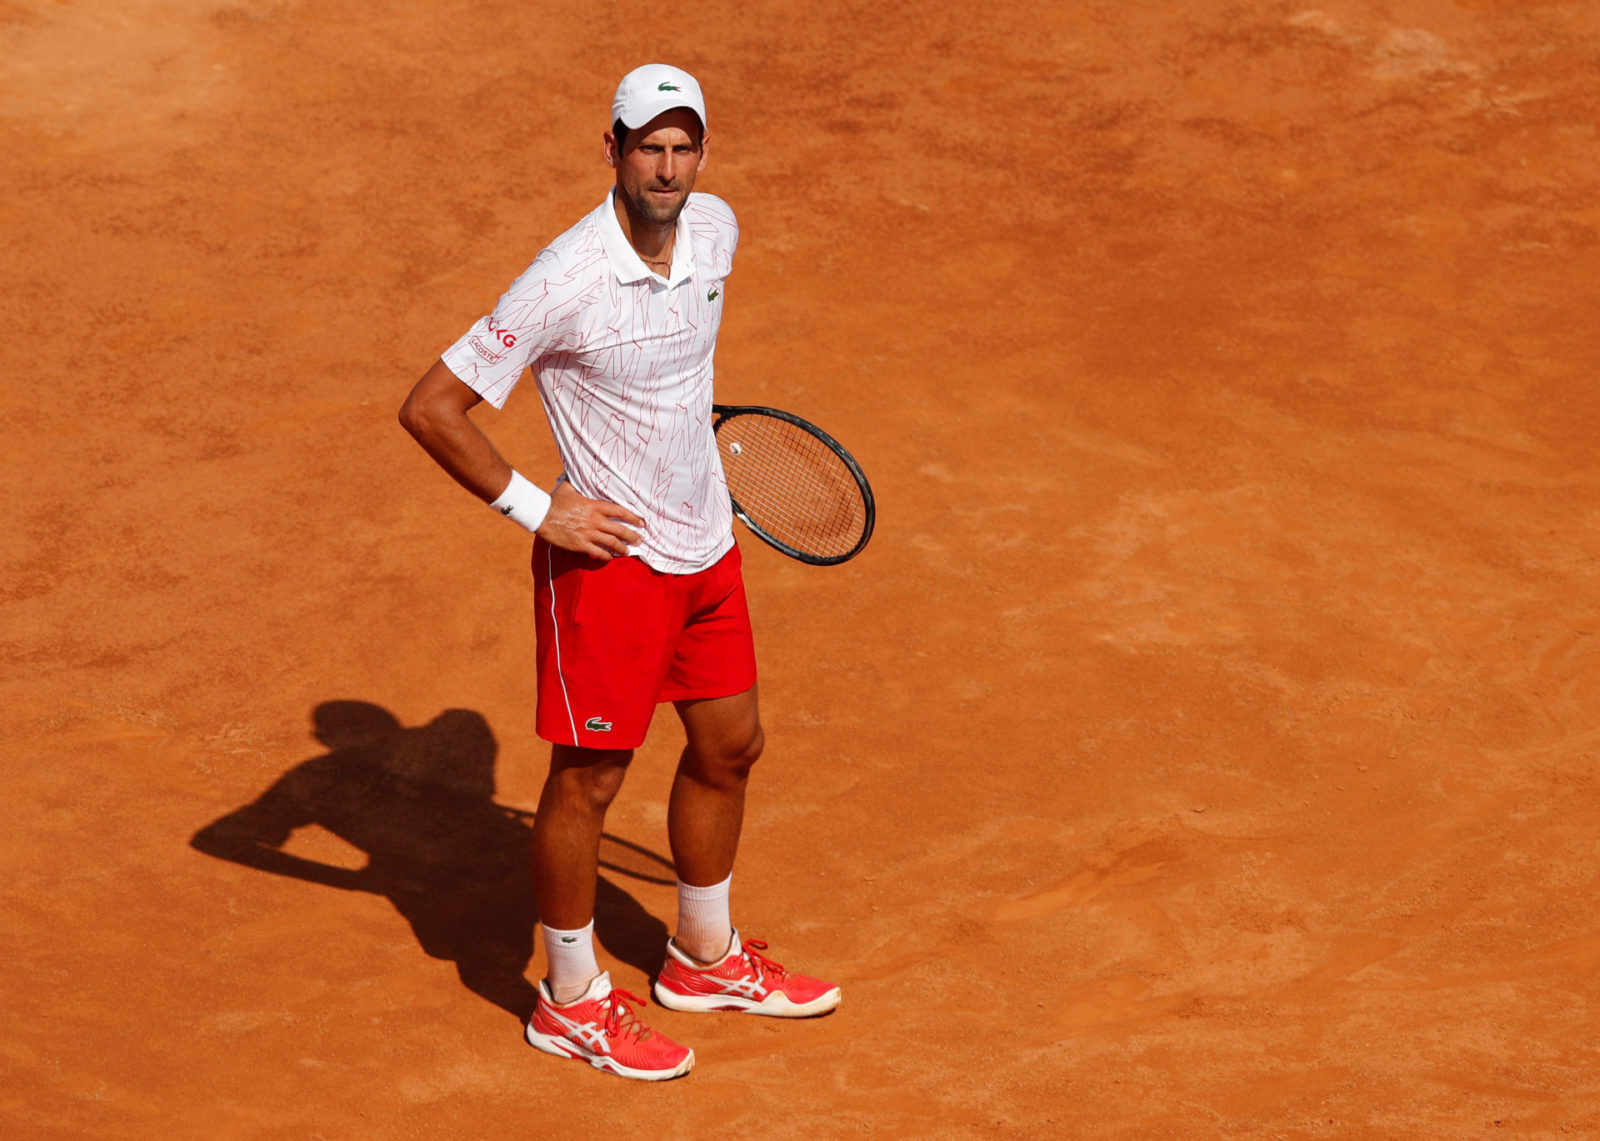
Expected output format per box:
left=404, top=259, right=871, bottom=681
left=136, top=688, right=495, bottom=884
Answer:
left=711, top=404, right=875, bottom=566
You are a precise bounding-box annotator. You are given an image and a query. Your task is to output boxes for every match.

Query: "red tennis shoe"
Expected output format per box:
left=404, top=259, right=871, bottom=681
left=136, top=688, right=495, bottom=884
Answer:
left=525, top=971, right=694, bottom=1081
left=653, top=930, right=842, bottom=1017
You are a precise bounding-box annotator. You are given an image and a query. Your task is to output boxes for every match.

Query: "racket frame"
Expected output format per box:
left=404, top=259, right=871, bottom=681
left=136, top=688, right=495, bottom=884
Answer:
left=711, top=403, right=876, bottom=566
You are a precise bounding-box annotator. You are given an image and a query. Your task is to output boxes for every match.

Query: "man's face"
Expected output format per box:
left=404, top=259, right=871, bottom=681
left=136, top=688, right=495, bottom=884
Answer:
left=606, top=108, right=708, bottom=226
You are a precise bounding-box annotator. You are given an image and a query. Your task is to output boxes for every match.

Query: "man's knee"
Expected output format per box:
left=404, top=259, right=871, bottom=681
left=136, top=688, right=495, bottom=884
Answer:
left=733, top=723, right=764, bottom=771
left=694, top=721, right=763, bottom=786
left=547, top=745, right=633, bottom=813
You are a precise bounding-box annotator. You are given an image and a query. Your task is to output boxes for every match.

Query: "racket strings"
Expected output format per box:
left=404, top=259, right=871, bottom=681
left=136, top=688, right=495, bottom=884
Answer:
left=717, top=416, right=868, bottom=559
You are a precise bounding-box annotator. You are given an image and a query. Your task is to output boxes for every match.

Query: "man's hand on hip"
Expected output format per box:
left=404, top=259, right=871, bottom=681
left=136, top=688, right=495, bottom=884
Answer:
left=537, top=481, right=644, bottom=561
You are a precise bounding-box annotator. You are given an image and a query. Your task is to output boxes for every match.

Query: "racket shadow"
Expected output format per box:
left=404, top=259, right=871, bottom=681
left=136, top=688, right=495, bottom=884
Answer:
left=190, top=700, right=673, bottom=1023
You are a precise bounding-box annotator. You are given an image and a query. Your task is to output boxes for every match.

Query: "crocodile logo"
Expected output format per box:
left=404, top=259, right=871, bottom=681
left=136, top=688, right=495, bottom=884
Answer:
left=585, top=716, right=613, bottom=732
left=707, top=287, right=720, bottom=302
left=657, top=82, right=681, bottom=92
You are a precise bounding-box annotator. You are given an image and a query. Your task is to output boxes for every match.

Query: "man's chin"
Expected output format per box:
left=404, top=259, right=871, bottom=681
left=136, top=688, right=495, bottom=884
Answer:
left=631, top=191, right=688, bottom=225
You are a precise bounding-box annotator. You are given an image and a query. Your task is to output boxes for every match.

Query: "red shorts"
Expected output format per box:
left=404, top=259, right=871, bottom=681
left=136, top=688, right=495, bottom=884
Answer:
left=532, top=539, right=757, bottom=749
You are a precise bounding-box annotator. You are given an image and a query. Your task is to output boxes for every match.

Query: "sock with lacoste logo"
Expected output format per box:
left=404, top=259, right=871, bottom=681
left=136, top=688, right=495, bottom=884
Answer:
left=541, top=920, right=600, bottom=1005
left=674, top=874, right=734, bottom=964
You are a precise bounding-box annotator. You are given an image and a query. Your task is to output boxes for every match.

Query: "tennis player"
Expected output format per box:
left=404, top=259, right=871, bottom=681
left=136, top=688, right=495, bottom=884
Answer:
left=399, top=64, right=839, bottom=1081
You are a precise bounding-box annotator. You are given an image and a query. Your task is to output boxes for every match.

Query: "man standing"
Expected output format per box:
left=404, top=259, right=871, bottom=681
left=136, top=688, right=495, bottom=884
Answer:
left=399, top=65, right=839, bottom=1081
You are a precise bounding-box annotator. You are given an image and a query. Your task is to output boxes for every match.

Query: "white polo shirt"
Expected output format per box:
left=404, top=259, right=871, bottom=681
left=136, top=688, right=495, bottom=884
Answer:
left=442, top=190, right=738, bottom=574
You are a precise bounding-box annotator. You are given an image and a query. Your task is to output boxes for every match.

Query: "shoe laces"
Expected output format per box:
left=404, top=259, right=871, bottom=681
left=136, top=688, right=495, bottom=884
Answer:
left=740, top=939, right=788, bottom=983
left=603, top=988, right=654, bottom=1041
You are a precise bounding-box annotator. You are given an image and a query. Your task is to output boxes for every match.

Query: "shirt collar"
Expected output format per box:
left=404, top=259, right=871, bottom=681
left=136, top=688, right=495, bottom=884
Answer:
left=598, top=188, right=696, bottom=288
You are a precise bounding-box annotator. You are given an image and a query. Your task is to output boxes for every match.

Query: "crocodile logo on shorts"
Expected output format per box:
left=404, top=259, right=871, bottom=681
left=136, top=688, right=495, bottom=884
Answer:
left=585, top=716, right=613, bottom=732
left=657, top=82, right=681, bottom=92
left=707, top=287, right=719, bottom=302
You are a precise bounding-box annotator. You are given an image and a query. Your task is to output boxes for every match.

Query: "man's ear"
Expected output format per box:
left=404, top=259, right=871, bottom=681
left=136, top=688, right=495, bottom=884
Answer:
left=602, top=130, right=620, bottom=169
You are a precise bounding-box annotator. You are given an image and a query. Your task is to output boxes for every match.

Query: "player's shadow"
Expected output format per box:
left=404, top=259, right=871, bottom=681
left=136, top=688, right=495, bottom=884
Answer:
left=190, top=700, right=672, bottom=1023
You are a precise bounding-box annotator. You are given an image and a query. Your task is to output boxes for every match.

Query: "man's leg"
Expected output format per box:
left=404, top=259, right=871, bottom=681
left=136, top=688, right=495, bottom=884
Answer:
left=524, top=741, right=696, bottom=1079
left=531, top=743, right=633, bottom=1000
left=668, top=686, right=763, bottom=963
left=654, top=682, right=842, bottom=1017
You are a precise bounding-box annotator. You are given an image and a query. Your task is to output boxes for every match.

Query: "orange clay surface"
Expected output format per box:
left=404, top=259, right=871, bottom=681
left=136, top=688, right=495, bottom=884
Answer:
left=4, top=1, right=1600, bottom=1136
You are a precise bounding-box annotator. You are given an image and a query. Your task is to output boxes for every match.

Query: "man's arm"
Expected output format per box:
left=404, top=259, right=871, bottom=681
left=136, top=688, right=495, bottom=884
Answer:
left=399, top=359, right=643, bottom=560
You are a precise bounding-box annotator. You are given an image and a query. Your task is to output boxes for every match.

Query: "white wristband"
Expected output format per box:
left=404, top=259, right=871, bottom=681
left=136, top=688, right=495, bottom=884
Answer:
left=489, top=470, right=552, bottom=533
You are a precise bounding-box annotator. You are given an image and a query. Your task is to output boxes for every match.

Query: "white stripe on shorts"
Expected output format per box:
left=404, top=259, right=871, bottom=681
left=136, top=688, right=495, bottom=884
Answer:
left=547, top=543, right=580, bottom=743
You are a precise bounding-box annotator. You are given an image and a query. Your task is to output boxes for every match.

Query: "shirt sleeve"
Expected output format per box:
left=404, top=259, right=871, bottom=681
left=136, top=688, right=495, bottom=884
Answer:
left=440, top=249, right=566, bottom=409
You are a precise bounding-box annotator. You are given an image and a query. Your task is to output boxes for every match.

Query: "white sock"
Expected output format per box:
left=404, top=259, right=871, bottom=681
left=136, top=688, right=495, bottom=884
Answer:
left=541, top=920, right=600, bottom=1004
left=675, top=873, right=734, bottom=963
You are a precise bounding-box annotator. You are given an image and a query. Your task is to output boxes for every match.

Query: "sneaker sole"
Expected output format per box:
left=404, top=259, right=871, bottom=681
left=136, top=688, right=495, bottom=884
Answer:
left=651, top=982, right=842, bottom=1018
left=524, top=1023, right=695, bottom=1081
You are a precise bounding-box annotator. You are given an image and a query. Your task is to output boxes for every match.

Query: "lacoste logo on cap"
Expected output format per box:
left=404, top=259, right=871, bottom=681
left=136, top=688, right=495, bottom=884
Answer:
left=658, top=82, right=681, bottom=92
left=585, top=716, right=613, bottom=732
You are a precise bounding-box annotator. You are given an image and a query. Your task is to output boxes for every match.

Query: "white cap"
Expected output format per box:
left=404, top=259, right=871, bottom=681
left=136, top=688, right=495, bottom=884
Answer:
left=611, top=64, right=707, bottom=133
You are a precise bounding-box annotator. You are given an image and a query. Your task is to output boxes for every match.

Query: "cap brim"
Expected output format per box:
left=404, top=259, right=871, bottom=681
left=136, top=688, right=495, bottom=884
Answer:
left=618, top=97, right=706, bottom=132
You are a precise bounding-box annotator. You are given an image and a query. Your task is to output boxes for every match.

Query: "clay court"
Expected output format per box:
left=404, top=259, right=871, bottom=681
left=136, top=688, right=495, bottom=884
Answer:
left=5, top=0, right=1600, bottom=1135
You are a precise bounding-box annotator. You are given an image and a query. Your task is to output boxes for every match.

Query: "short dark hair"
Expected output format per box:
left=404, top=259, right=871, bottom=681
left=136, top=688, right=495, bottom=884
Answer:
left=611, top=116, right=703, bottom=154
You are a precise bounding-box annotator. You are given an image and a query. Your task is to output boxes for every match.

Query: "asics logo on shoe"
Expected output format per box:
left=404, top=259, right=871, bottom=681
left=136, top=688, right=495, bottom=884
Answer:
left=585, top=717, right=612, bottom=731
left=712, top=976, right=768, bottom=999
left=548, top=1010, right=611, bottom=1055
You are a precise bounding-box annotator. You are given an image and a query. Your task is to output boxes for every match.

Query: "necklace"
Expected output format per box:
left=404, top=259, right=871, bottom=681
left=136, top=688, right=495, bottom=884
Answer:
left=640, top=237, right=674, bottom=273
